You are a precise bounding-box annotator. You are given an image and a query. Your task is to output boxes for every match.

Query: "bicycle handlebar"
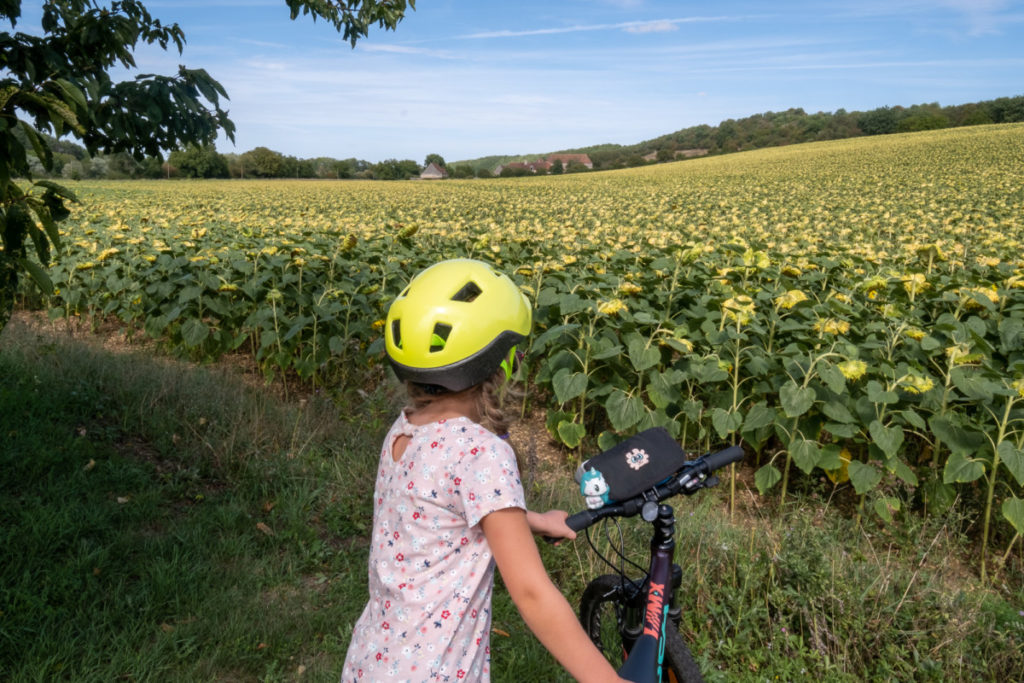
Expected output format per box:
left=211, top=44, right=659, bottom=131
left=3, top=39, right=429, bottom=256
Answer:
left=561, top=445, right=744, bottom=535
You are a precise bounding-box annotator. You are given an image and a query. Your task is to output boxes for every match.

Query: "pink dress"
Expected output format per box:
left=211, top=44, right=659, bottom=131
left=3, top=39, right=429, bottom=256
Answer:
left=341, top=413, right=526, bottom=682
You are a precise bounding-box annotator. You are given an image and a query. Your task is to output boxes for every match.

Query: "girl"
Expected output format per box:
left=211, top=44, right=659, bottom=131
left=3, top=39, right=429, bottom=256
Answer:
left=342, top=259, right=624, bottom=682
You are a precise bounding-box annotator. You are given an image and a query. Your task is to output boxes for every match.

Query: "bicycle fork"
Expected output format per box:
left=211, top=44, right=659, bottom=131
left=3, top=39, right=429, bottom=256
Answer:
left=619, top=503, right=678, bottom=683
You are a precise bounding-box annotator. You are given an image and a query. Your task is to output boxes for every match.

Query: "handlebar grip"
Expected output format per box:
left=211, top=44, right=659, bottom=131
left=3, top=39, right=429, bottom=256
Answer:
left=543, top=509, right=599, bottom=544
left=701, top=445, right=745, bottom=473
left=565, top=509, right=596, bottom=533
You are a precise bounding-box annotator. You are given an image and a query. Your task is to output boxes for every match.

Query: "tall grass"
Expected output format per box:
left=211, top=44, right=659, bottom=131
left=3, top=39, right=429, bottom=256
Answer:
left=0, top=315, right=386, bottom=682
left=1, top=314, right=1022, bottom=681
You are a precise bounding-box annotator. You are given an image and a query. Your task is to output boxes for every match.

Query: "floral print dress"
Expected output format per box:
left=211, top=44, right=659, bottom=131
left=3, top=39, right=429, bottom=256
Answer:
left=341, top=413, right=526, bottom=682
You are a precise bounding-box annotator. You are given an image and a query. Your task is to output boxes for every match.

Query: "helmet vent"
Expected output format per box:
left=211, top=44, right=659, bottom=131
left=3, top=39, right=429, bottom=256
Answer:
left=451, top=281, right=482, bottom=303
left=391, top=320, right=402, bottom=349
left=430, top=323, right=452, bottom=352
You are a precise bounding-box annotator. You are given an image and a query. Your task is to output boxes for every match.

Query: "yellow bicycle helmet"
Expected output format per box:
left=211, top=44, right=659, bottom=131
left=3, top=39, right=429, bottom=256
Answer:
left=385, top=259, right=532, bottom=392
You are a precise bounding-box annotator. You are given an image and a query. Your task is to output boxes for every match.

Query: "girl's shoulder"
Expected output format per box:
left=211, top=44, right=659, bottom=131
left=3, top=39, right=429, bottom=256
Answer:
left=410, top=414, right=510, bottom=450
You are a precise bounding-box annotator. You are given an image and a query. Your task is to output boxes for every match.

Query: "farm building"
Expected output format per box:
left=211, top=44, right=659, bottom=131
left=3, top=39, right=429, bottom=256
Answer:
left=546, top=153, right=593, bottom=169
left=419, top=162, right=448, bottom=180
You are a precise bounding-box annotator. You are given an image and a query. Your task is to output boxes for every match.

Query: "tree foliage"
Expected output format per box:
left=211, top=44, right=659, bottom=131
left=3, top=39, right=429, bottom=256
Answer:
left=371, top=158, right=420, bottom=180
left=424, top=153, right=446, bottom=169
left=168, top=145, right=229, bottom=178
left=0, top=0, right=414, bottom=330
left=284, top=0, right=414, bottom=47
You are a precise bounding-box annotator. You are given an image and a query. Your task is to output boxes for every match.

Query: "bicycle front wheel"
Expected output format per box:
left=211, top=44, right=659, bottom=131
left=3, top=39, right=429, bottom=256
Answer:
left=662, top=620, right=703, bottom=683
left=578, top=574, right=703, bottom=683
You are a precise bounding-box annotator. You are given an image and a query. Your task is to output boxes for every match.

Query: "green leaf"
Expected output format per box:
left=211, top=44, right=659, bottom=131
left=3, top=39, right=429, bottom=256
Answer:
left=178, top=285, right=203, bottom=303
left=20, top=120, right=51, bottom=170
left=780, top=380, right=815, bottom=418
left=824, top=422, right=860, bottom=438
left=922, top=477, right=956, bottom=514
left=943, top=451, right=986, bottom=484
left=627, top=335, right=660, bottom=372
left=530, top=323, right=579, bottom=353
left=873, top=495, right=900, bottom=524
left=754, top=464, right=782, bottom=494
left=606, top=389, right=645, bottom=432
left=742, top=403, right=776, bottom=431
left=790, top=438, right=821, bottom=474
left=950, top=367, right=996, bottom=401
left=889, top=458, right=919, bottom=487
left=818, top=362, right=846, bottom=394
left=646, top=370, right=683, bottom=410
left=552, top=369, right=588, bottom=404
left=869, top=420, right=904, bottom=459
left=1002, top=497, right=1024, bottom=536
left=17, top=258, right=53, bottom=295
left=819, top=444, right=843, bottom=470
left=901, top=409, right=927, bottom=431
left=711, top=408, right=742, bottom=439
left=866, top=380, right=898, bottom=405
left=997, top=440, right=1024, bottom=486
left=54, top=78, right=88, bottom=110
left=848, top=460, right=882, bottom=495
left=929, top=415, right=985, bottom=455
left=556, top=421, right=586, bottom=449
left=821, top=400, right=856, bottom=424
left=181, top=318, right=209, bottom=348
left=597, top=430, right=619, bottom=452
left=694, top=359, right=728, bottom=383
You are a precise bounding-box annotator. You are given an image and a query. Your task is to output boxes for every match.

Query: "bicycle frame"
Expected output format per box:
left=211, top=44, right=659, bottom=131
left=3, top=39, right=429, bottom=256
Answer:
left=617, top=502, right=678, bottom=682
left=567, top=441, right=743, bottom=682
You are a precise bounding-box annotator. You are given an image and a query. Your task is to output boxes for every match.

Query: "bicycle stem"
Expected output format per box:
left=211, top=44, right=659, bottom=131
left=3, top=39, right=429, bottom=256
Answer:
left=618, top=503, right=677, bottom=683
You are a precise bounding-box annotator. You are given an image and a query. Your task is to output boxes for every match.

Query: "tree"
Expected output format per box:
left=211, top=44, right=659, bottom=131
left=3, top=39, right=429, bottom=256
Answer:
left=424, top=153, right=446, bottom=170
left=168, top=145, right=229, bottom=178
left=550, top=159, right=564, bottom=175
left=240, top=147, right=287, bottom=177
left=858, top=107, right=899, bottom=136
left=0, top=0, right=414, bottom=330
left=372, top=158, right=420, bottom=180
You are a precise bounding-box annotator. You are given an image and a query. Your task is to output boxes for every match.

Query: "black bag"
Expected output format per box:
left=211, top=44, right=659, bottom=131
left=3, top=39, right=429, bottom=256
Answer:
left=576, top=427, right=688, bottom=509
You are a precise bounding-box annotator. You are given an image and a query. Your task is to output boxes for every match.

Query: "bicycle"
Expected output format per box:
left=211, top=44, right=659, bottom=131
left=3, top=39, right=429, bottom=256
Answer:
left=553, top=428, right=744, bottom=683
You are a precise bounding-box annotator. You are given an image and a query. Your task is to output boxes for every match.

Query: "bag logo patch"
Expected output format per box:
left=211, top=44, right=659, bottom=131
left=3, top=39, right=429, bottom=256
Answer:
left=626, top=448, right=650, bottom=471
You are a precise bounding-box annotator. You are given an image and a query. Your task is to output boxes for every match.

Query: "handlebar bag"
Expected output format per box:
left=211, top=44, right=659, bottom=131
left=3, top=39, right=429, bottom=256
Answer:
left=576, top=427, right=687, bottom=509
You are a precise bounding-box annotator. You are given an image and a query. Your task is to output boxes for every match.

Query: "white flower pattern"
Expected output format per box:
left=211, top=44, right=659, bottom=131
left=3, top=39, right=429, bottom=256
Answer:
left=341, top=413, right=526, bottom=682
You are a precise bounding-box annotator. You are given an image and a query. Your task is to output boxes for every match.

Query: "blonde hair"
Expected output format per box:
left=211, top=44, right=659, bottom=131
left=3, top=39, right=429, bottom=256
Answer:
left=406, top=368, right=522, bottom=437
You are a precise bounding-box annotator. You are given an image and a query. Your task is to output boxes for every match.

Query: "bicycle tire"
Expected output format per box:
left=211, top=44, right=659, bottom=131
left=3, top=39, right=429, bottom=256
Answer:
left=662, top=620, right=703, bottom=683
left=579, top=574, right=704, bottom=683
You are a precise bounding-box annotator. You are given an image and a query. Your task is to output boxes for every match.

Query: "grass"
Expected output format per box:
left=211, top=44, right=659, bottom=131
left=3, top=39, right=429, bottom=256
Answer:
left=1, top=314, right=1022, bottom=682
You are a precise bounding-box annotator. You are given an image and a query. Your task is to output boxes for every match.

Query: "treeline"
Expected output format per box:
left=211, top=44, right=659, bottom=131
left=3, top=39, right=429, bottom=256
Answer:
left=19, top=95, right=1024, bottom=180
left=568, top=96, right=1024, bottom=171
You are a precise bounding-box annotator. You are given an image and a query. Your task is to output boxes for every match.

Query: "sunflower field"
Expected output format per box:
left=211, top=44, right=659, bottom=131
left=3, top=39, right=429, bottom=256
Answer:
left=20, top=123, right=1024, bottom=571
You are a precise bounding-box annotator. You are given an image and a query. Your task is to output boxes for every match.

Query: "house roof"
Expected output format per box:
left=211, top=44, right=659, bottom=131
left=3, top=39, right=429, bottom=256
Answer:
left=420, top=162, right=448, bottom=178
left=546, top=153, right=593, bottom=166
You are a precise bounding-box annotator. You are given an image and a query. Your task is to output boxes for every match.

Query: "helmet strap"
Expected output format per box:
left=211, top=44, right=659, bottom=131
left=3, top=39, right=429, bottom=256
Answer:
left=500, top=346, right=522, bottom=381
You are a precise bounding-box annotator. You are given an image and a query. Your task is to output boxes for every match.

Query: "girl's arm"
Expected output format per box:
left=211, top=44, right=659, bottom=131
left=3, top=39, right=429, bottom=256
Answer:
left=481, top=507, right=626, bottom=683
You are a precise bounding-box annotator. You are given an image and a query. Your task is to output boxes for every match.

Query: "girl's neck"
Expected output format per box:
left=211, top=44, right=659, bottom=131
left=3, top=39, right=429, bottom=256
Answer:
left=406, top=391, right=481, bottom=426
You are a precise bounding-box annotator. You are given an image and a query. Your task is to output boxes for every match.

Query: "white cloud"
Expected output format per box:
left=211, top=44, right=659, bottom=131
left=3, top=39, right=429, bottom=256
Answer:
left=359, top=44, right=458, bottom=59
left=624, top=20, right=680, bottom=34
left=458, top=16, right=738, bottom=39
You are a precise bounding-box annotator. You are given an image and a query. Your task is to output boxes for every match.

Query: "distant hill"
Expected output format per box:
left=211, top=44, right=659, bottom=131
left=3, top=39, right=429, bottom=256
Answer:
left=25, top=95, right=1024, bottom=180
left=454, top=95, right=1024, bottom=173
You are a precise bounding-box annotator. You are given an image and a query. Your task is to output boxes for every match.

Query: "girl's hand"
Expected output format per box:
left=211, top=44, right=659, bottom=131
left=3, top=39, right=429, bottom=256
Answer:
left=527, top=509, right=577, bottom=542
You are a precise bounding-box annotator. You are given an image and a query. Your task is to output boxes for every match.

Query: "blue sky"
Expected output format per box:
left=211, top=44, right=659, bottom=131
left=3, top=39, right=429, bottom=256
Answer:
left=13, top=0, right=1024, bottom=162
